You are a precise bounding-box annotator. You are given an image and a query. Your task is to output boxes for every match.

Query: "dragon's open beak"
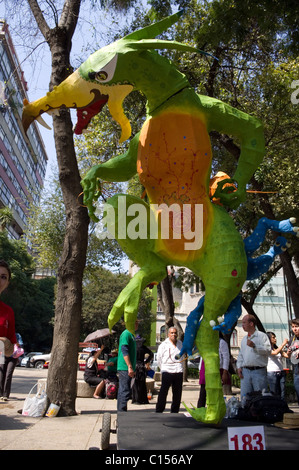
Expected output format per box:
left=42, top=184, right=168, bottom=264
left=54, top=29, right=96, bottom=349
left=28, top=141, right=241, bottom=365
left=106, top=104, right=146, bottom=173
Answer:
left=22, top=69, right=133, bottom=142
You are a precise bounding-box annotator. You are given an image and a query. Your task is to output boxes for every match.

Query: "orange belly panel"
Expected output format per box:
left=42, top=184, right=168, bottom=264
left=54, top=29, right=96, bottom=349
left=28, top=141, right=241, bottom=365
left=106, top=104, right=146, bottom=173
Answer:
left=137, top=110, right=214, bottom=262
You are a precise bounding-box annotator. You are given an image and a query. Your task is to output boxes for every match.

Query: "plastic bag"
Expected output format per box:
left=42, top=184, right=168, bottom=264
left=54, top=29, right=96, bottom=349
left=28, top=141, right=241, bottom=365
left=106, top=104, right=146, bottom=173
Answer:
left=22, top=382, right=48, bottom=417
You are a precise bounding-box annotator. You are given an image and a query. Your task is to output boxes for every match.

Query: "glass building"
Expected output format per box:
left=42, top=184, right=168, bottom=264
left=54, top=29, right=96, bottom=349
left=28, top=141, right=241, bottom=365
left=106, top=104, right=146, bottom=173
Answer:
left=0, top=19, right=48, bottom=239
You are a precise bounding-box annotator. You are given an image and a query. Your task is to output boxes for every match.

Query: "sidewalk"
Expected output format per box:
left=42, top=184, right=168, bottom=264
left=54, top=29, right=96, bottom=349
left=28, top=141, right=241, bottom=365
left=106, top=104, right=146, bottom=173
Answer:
left=0, top=370, right=206, bottom=451
left=1, top=369, right=298, bottom=451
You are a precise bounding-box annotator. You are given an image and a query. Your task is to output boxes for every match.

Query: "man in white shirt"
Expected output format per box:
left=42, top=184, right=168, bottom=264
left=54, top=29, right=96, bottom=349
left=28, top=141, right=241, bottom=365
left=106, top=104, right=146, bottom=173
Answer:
left=156, top=327, right=183, bottom=413
left=237, top=314, right=271, bottom=399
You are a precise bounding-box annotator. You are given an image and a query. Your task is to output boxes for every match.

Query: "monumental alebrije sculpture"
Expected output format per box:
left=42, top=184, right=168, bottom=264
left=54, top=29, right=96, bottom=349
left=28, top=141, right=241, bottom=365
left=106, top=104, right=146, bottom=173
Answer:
left=22, top=11, right=298, bottom=424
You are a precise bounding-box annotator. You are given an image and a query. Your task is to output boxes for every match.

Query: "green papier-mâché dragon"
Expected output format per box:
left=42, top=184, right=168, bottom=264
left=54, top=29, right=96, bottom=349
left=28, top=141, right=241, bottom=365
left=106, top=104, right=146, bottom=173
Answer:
left=22, top=11, right=265, bottom=424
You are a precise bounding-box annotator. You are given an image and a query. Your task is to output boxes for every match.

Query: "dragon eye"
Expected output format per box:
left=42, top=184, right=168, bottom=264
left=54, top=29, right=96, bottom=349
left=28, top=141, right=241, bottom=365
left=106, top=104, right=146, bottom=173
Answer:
left=95, top=71, right=108, bottom=81
left=88, top=54, right=118, bottom=84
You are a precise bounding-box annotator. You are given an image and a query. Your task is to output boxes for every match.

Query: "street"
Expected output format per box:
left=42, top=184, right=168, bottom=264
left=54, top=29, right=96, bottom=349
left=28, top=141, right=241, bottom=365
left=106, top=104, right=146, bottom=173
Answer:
left=9, top=366, right=87, bottom=396
left=9, top=366, right=49, bottom=397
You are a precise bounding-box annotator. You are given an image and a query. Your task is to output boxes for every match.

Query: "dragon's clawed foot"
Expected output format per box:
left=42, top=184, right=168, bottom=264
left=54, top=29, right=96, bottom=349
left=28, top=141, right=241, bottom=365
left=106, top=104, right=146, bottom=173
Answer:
left=214, top=179, right=246, bottom=209
left=209, top=316, right=224, bottom=328
left=275, top=236, right=292, bottom=251
left=107, top=289, right=139, bottom=334
left=183, top=402, right=225, bottom=425
left=108, top=304, right=137, bottom=334
left=81, top=166, right=103, bottom=222
left=270, top=217, right=299, bottom=237
left=287, top=217, right=299, bottom=237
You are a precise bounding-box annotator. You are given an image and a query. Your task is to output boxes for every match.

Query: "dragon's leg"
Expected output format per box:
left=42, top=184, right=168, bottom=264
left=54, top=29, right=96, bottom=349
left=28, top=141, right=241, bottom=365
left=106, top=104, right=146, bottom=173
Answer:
left=244, top=217, right=298, bottom=255
left=103, top=194, right=166, bottom=333
left=184, top=295, right=228, bottom=424
left=179, top=296, right=205, bottom=357
left=181, top=293, right=242, bottom=341
left=212, top=293, right=242, bottom=335
left=246, top=235, right=289, bottom=280
left=184, top=207, right=247, bottom=423
left=108, top=261, right=165, bottom=333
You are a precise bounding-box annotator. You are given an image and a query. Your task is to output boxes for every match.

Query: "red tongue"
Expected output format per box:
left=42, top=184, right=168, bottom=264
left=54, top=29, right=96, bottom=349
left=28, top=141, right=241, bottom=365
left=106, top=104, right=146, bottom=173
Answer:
left=73, top=98, right=108, bottom=134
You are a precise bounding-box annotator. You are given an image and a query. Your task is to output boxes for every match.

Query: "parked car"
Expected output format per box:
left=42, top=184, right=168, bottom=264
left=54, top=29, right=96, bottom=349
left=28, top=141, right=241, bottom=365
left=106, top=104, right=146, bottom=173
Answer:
left=29, top=352, right=51, bottom=369
left=77, top=352, right=105, bottom=371
left=42, top=352, right=107, bottom=371
left=20, top=352, right=43, bottom=367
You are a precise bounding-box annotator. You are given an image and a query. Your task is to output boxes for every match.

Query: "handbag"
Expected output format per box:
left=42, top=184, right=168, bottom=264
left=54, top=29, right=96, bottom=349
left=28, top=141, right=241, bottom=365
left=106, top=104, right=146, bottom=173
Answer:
left=12, top=344, right=24, bottom=358
left=22, top=382, right=48, bottom=417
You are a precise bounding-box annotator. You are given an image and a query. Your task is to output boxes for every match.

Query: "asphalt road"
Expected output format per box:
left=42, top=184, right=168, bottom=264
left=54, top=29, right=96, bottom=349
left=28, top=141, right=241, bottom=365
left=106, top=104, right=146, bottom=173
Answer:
left=10, top=365, right=49, bottom=396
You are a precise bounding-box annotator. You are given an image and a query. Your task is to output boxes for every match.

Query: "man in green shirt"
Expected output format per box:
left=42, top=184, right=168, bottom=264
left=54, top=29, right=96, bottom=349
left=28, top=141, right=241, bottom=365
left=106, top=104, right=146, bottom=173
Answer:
left=117, top=321, right=138, bottom=411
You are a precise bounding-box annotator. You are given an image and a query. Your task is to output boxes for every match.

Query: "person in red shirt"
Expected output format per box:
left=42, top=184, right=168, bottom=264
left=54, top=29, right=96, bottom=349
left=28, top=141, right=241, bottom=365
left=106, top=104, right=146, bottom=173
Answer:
left=0, top=260, right=18, bottom=401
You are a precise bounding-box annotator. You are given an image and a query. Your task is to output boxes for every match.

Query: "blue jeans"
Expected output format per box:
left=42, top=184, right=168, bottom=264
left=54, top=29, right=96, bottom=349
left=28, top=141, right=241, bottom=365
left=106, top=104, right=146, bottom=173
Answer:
left=267, top=371, right=286, bottom=400
left=117, top=370, right=132, bottom=412
left=240, top=367, right=268, bottom=398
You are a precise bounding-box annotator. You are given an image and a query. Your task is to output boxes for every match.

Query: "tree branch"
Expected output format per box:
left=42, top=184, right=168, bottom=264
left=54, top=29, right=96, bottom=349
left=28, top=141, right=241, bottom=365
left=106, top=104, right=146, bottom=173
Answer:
left=204, top=46, right=223, bottom=97
left=210, top=131, right=241, bottom=160
left=248, top=263, right=283, bottom=307
left=45, top=0, right=59, bottom=25
left=59, top=0, right=81, bottom=36
left=27, top=0, right=50, bottom=39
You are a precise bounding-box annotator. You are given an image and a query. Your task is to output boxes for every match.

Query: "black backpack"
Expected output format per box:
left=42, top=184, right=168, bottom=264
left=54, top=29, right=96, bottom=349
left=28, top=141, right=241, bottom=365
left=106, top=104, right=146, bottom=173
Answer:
left=237, top=392, right=292, bottom=424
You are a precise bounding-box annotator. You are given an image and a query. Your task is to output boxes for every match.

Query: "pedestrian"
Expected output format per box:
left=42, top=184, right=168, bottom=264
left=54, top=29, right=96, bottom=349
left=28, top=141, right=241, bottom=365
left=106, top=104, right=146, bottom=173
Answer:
left=266, top=332, right=288, bottom=399
left=236, top=314, right=271, bottom=400
left=83, top=344, right=106, bottom=399
left=106, top=349, right=118, bottom=379
left=156, top=326, right=183, bottom=413
left=197, top=335, right=230, bottom=407
left=0, top=260, right=18, bottom=401
left=117, top=320, right=139, bottom=411
left=131, top=336, right=153, bottom=404
left=287, top=319, right=299, bottom=404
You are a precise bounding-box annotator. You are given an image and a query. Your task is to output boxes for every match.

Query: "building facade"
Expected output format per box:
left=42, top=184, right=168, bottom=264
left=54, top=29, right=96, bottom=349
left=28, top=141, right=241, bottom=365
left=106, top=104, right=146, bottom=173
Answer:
left=155, top=268, right=292, bottom=359
left=0, top=20, right=48, bottom=239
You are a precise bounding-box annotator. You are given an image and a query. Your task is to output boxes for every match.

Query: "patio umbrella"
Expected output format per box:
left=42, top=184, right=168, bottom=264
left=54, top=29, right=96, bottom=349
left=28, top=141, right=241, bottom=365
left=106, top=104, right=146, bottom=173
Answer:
left=84, top=328, right=115, bottom=343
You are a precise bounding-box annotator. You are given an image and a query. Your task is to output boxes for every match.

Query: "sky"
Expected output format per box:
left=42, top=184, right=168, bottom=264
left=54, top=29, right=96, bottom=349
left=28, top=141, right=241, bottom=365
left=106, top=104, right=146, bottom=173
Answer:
left=0, top=1, right=136, bottom=184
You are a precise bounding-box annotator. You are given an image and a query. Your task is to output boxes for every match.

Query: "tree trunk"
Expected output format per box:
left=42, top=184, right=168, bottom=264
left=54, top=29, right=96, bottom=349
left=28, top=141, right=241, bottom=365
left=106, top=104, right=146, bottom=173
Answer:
left=241, top=297, right=266, bottom=332
left=46, top=24, right=89, bottom=417
left=47, top=108, right=89, bottom=415
left=28, top=0, right=89, bottom=415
